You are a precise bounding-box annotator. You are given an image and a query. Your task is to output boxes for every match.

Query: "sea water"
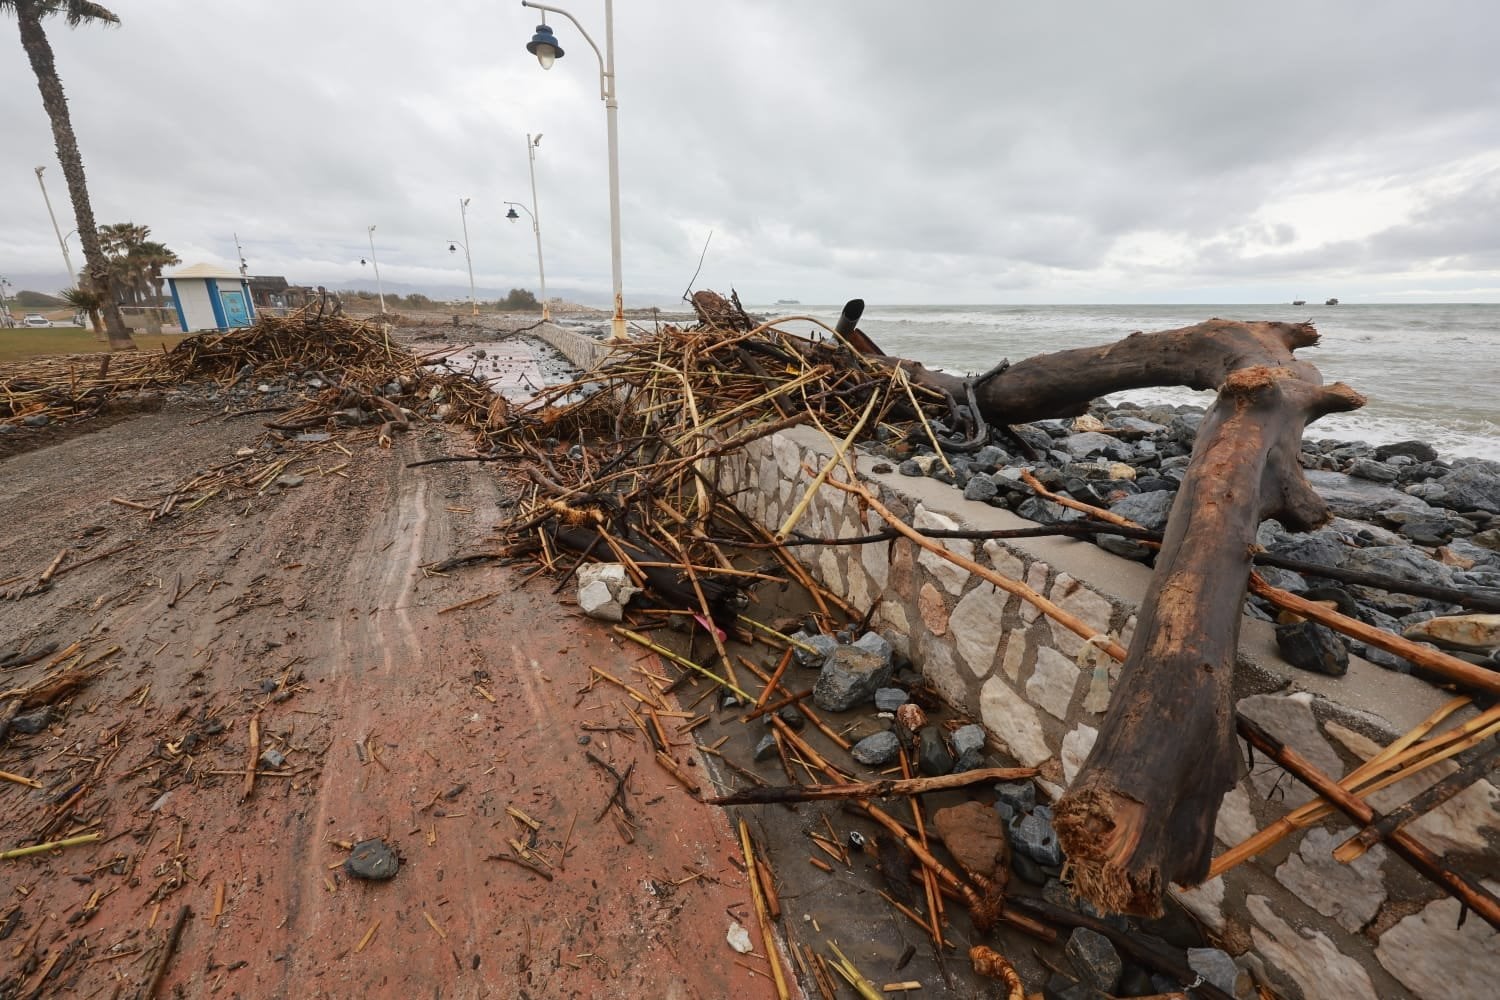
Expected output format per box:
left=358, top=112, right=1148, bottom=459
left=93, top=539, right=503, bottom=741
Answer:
left=765, top=304, right=1500, bottom=462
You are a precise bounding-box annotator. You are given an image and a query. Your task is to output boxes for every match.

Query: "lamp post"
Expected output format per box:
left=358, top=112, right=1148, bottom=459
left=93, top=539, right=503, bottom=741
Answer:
left=454, top=198, right=478, bottom=316
left=506, top=133, right=549, bottom=321
left=522, top=0, right=626, bottom=341
left=34, top=166, right=75, bottom=281
left=364, top=224, right=387, bottom=315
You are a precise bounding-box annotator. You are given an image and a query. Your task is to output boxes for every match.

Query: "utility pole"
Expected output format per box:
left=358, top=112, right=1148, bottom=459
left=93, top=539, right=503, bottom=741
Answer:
left=366, top=225, right=387, bottom=315
left=34, top=166, right=75, bottom=281
left=234, top=233, right=249, bottom=278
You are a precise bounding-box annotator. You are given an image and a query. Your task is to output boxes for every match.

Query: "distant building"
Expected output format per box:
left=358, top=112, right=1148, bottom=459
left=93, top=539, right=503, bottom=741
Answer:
left=248, top=276, right=315, bottom=311
left=165, top=263, right=256, bottom=332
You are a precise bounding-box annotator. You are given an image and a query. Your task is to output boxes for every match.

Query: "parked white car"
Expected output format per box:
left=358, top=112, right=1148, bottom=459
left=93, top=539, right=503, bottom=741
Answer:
left=21, top=315, right=52, bottom=328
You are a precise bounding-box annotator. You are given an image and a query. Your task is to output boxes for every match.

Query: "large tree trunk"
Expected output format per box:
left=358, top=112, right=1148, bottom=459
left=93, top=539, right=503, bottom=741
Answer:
left=15, top=4, right=135, bottom=352
left=901, top=319, right=1364, bottom=914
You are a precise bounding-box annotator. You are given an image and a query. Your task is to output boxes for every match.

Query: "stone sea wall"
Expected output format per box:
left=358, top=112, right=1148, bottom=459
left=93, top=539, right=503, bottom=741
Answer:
left=713, top=423, right=1499, bottom=1000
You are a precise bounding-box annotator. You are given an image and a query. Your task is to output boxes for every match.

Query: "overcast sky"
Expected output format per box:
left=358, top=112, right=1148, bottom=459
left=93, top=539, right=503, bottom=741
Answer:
left=3, top=1, right=1499, bottom=306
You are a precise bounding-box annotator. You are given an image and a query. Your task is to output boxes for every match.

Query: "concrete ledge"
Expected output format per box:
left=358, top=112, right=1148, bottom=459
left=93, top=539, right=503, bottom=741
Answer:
left=709, top=422, right=1499, bottom=1000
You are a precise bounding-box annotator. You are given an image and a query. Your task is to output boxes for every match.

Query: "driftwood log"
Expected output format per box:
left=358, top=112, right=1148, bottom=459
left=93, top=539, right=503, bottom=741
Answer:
left=897, top=319, right=1365, bottom=914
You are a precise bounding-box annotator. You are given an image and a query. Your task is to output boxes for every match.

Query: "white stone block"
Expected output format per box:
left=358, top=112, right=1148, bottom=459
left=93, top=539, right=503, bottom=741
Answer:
left=921, top=636, right=968, bottom=708
left=979, top=676, right=1051, bottom=767
left=1214, top=785, right=1258, bottom=847
left=1275, top=827, right=1388, bottom=933
left=1238, top=693, right=1345, bottom=809
left=1248, top=895, right=1378, bottom=1000
left=1021, top=560, right=1050, bottom=623
left=1376, top=891, right=1500, bottom=1000
left=576, top=563, right=641, bottom=622
left=950, top=583, right=1008, bottom=677
left=1048, top=573, right=1116, bottom=658
left=1027, top=646, right=1081, bottom=720
left=1170, top=877, right=1226, bottom=933
left=1060, top=723, right=1098, bottom=785
left=1001, top=633, right=1026, bottom=682
left=914, top=506, right=973, bottom=595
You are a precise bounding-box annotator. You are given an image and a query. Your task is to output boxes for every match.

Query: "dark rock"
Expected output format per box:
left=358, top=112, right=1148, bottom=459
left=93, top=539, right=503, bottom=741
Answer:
left=995, top=779, right=1036, bottom=815
left=1062, top=432, right=1122, bottom=460
left=1066, top=927, right=1123, bottom=993
left=1108, top=490, right=1177, bottom=531
left=1470, top=527, right=1500, bottom=552
left=1011, top=805, right=1064, bottom=866
left=972, top=445, right=1012, bottom=468
left=1349, top=458, right=1399, bottom=483
left=873, top=687, right=908, bottom=712
left=852, top=630, right=894, bottom=664
left=791, top=631, right=839, bottom=667
left=275, top=474, right=305, bottom=489
left=897, top=459, right=924, bottom=477
left=1399, top=518, right=1455, bottom=546
left=1343, top=545, right=1452, bottom=589
left=753, top=734, right=779, bottom=762
left=963, top=475, right=999, bottom=503
left=1097, top=534, right=1153, bottom=561
left=951, top=723, right=987, bottom=757
left=1167, top=413, right=1204, bottom=446
left=1275, top=621, right=1349, bottom=676
left=1256, top=566, right=1307, bottom=592
left=1438, top=465, right=1500, bottom=514
left=1108, top=415, right=1167, bottom=438
left=22, top=413, right=50, bottom=427
left=1011, top=852, right=1049, bottom=885
left=345, top=838, right=400, bottom=880
left=1306, top=469, right=1433, bottom=520
left=917, top=726, right=954, bottom=776
left=851, top=731, right=901, bottom=766
left=1017, top=496, right=1082, bottom=525
left=775, top=707, right=805, bottom=730
left=1043, top=973, right=1101, bottom=1000
left=259, top=748, right=287, bottom=769
left=1116, top=964, right=1157, bottom=997
left=1376, top=440, right=1439, bottom=463
left=1133, top=475, right=1176, bottom=493
left=813, top=646, right=894, bottom=711
left=949, top=748, right=984, bottom=772
left=10, top=707, right=54, bottom=735
left=1187, top=947, right=1239, bottom=995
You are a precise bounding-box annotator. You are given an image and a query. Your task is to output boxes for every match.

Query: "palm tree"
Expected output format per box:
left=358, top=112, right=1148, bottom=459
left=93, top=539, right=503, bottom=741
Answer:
left=60, top=284, right=104, bottom=340
left=4, top=1, right=135, bottom=351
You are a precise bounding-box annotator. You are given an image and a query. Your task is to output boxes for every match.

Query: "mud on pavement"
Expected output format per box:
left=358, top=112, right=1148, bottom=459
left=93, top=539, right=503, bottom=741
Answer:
left=0, top=408, right=762, bottom=999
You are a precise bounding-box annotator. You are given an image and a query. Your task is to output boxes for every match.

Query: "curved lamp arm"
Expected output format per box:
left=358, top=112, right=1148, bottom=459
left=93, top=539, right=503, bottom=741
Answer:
left=520, top=1, right=610, bottom=100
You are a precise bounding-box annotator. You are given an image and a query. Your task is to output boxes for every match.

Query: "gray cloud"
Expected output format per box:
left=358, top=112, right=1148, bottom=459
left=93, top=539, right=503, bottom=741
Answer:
left=3, top=1, right=1498, bottom=305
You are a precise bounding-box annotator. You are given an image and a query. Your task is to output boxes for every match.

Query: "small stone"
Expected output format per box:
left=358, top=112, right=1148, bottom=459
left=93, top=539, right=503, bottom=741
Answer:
left=22, top=413, right=50, bottom=427
left=1349, top=458, right=1399, bottom=483
left=932, top=801, right=1009, bottom=880
left=10, top=707, right=54, bottom=735
left=1011, top=852, right=1048, bottom=885
left=850, top=731, right=901, bottom=766
left=963, top=475, right=999, bottom=502
left=1108, top=490, right=1177, bottom=530
left=726, top=920, right=754, bottom=954
left=576, top=562, right=640, bottom=622
left=293, top=431, right=331, bottom=443
left=345, top=838, right=400, bottom=880
left=792, top=631, right=839, bottom=668
left=952, top=748, right=986, bottom=772
left=775, top=707, right=805, bottom=730
left=951, top=723, right=986, bottom=757
left=753, top=733, right=778, bottom=762
left=995, top=780, right=1036, bottom=815
left=852, top=631, right=894, bottom=665
left=1011, top=807, right=1064, bottom=866
left=576, top=734, right=591, bottom=745
left=259, top=748, right=287, bottom=769
left=1399, top=517, right=1455, bottom=546
left=1274, top=621, right=1350, bottom=676
left=274, top=474, right=304, bottom=489
left=897, top=459, right=924, bottom=477
left=812, top=645, right=894, bottom=712
left=873, top=687, right=908, bottom=712
left=1065, top=927, right=1123, bottom=993
left=917, top=725, right=954, bottom=776
left=1402, top=612, right=1500, bottom=653
left=1186, top=947, right=1238, bottom=995
left=1042, top=973, right=1096, bottom=1000
left=1375, top=440, right=1438, bottom=463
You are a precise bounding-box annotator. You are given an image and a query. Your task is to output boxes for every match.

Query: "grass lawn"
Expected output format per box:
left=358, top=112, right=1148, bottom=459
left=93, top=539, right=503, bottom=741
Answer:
left=0, top=326, right=190, bottom=364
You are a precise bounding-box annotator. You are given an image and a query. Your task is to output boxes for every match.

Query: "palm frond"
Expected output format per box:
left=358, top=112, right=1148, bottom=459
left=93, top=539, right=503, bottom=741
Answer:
left=65, top=1, right=119, bottom=28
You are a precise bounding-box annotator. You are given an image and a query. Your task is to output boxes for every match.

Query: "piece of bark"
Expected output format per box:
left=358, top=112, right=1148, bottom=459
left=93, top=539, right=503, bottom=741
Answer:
left=892, top=320, right=1365, bottom=916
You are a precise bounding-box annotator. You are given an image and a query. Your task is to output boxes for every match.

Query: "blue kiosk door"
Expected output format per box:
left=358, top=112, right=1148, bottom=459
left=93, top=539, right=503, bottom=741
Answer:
left=221, top=289, right=252, bottom=327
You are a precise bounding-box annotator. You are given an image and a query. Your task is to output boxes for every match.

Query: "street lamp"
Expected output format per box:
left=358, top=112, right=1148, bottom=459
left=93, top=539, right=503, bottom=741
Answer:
left=364, top=224, right=387, bottom=315
left=521, top=0, right=626, bottom=341
left=453, top=197, right=478, bottom=316
left=503, top=133, right=549, bottom=321
left=34, top=166, right=75, bottom=281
